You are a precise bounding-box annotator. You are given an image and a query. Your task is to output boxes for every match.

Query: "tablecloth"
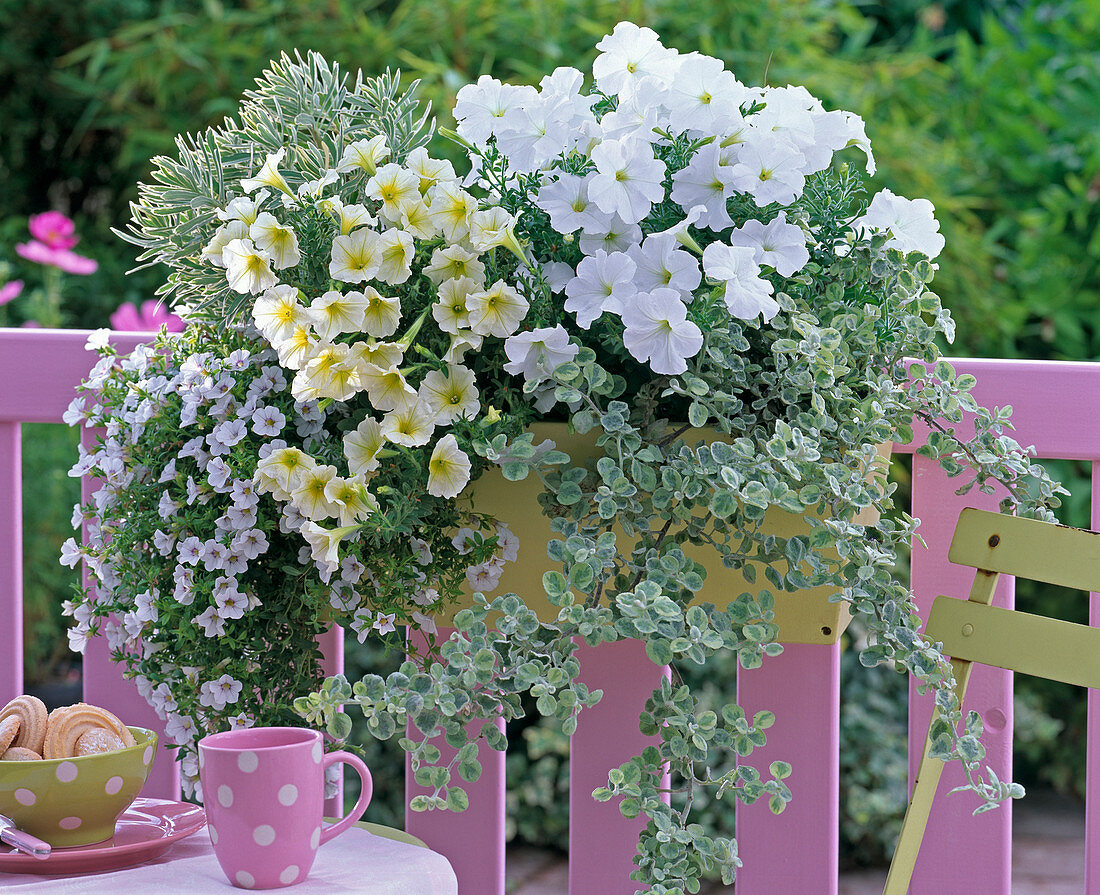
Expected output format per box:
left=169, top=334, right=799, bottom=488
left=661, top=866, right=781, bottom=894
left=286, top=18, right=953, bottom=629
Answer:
left=0, top=824, right=458, bottom=893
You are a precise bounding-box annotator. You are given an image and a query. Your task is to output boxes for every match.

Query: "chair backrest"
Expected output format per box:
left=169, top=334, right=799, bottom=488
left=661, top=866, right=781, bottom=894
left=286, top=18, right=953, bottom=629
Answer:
left=886, top=507, right=1100, bottom=893
left=928, top=508, right=1100, bottom=690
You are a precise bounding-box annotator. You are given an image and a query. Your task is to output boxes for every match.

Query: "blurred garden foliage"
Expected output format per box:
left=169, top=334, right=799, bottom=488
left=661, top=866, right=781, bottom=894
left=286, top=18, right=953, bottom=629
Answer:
left=5, top=0, right=1099, bottom=867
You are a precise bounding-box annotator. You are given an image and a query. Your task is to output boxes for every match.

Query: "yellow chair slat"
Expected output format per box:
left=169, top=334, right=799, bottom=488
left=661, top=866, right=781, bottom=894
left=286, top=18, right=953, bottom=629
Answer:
left=925, top=596, right=1100, bottom=690
left=949, top=507, right=1100, bottom=593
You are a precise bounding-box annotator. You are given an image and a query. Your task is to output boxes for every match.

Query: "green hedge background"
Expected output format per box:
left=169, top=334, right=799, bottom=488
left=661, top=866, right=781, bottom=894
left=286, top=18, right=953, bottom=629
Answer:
left=5, top=0, right=1099, bottom=869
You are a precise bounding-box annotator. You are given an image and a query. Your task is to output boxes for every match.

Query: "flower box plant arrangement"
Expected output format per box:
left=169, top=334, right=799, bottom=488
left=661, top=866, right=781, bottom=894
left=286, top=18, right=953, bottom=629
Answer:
left=64, top=27, right=1063, bottom=891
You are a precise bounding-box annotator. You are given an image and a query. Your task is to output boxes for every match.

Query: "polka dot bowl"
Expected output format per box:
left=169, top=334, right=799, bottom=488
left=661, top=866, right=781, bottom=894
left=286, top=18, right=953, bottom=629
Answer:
left=0, top=726, right=157, bottom=847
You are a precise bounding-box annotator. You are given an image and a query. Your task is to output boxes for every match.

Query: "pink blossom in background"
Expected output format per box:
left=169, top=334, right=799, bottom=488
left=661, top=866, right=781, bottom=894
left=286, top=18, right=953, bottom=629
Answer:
left=20, top=320, right=42, bottom=328
left=0, top=280, right=23, bottom=305
left=110, top=299, right=185, bottom=332
left=15, top=210, right=98, bottom=275
left=15, top=239, right=98, bottom=275
left=28, top=211, right=79, bottom=250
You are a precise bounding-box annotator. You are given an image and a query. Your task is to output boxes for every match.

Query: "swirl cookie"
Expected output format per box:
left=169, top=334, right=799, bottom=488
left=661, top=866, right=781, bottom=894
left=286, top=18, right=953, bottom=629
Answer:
left=75, top=728, right=126, bottom=756
left=1, top=746, right=42, bottom=761
left=0, top=715, right=18, bottom=754
left=43, top=703, right=136, bottom=760
left=0, top=695, right=48, bottom=755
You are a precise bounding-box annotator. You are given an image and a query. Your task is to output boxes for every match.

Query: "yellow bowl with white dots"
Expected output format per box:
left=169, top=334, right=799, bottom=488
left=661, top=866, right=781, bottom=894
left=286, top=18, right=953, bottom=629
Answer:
left=0, top=727, right=157, bottom=847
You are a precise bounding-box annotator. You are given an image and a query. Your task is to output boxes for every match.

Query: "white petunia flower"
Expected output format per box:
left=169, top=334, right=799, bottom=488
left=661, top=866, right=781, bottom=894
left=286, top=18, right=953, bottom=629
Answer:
left=621, top=287, right=704, bottom=375
left=467, top=280, right=530, bottom=338
left=534, top=174, right=607, bottom=235
left=626, top=234, right=702, bottom=299
left=578, top=215, right=643, bottom=256
left=405, top=146, right=457, bottom=194
left=366, top=164, right=421, bottom=224
left=253, top=285, right=309, bottom=344
left=249, top=212, right=301, bottom=269
left=443, top=331, right=484, bottom=365
left=202, top=220, right=249, bottom=268
left=424, top=246, right=485, bottom=288
left=420, top=365, right=480, bottom=424
left=329, top=228, right=382, bottom=283
left=432, top=277, right=478, bottom=334
left=666, top=52, right=750, bottom=135
left=336, top=135, right=390, bottom=175
left=587, top=138, right=666, bottom=225
left=375, top=229, right=415, bottom=285
left=360, top=363, right=417, bottom=412
left=380, top=398, right=437, bottom=447
left=272, top=325, right=316, bottom=372
left=426, top=434, right=472, bottom=499
left=308, top=290, right=369, bottom=341
left=360, top=286, right=401, bottom=338
left=729, top=131, right=807, bottom=208
left=222, top=239, right=278, bottom=295
left=702, top=243, right=780, bottom=321
left=467, top=207, right=525, bottom=260
left=325, top=475, right=377, bottom=526
left=454, top=75, right=538, bottom=144
left=344, top=418, right=385, bottom=475
left=426, top=182, right=476, bottom=242
left=564, top=250, right=637, bottom=328
left=670, top=143, right=736, bottom=231
left=399, top=197, right=439, bottom=240
left=592, top=21, right=679, bottom=94
left=217, top=193, right=269, bottom=226
left=300, top=520, right=361, bottom=566
left=855, top=189, right=944, bottom=259
left=296, top=342, right=360, bottom=403
left=503, top=325, right=579, bottom=382
left=291, top=463, right=341, bottom=521
left=239, top=148, right=293, bottom=197
left=728, top=212, right=810, bottom=277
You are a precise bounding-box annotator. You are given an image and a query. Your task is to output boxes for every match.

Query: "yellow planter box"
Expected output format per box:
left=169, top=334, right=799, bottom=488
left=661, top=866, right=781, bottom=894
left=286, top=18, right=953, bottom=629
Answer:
left=441, top=423, right=888, bottom=645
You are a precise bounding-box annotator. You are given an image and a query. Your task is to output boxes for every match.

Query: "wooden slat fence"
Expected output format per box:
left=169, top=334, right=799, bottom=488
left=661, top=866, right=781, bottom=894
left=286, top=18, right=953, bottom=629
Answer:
left=3, top=327, right=1099, bottom=894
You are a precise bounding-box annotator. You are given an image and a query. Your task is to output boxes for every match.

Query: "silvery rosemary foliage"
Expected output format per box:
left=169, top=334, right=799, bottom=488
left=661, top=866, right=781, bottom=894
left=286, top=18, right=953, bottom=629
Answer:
left=68, top=25, right=1065, bottom=894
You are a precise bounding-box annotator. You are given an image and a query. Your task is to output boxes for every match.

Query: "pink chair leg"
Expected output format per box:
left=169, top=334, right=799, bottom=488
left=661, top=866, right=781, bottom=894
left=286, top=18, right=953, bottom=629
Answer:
left=0, top=421, right=22, bottom=707
left=569, top=638, right=670, bottom=895
left=907, top=454, right=1013, bottom=894
left=735, top=641, right=841, bottom=895
left=405, top=627, right=506, bottom=895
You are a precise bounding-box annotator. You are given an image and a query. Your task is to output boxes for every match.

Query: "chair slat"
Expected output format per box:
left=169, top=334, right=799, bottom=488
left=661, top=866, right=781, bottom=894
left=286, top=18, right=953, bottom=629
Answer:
left=927, top=596, right=1100, bottom=690
left=949, top=507, right=1100, bottom=592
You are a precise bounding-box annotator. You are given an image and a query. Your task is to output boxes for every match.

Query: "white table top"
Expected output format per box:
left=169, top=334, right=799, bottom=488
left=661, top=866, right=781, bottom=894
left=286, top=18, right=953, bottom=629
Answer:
left=0, top=823, right=458, bottom=893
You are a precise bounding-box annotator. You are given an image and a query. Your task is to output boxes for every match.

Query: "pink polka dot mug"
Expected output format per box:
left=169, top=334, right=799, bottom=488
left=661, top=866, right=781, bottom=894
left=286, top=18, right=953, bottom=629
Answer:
left=198, top=727, right=372, bottom=889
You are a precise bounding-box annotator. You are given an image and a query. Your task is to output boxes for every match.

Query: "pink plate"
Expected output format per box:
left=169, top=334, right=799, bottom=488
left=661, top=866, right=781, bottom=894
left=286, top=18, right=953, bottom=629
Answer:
left=0, top=798, right=206, bottom=876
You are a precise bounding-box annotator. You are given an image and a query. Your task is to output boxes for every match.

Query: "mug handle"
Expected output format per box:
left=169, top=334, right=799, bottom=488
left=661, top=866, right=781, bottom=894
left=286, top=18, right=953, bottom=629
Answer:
left=320, top=750, right=373, bottom=845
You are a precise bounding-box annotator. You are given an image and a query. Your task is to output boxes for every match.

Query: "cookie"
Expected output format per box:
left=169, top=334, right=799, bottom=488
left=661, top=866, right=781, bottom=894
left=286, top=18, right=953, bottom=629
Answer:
left=0, top=746, right=42, bottom=761
left=75, top=728, right=125, bottom=756
left=0, top=715, right=18, bottom=754
left=0, top=695, right=48, bottom=755
left=43, top=703, right=136, bottom=759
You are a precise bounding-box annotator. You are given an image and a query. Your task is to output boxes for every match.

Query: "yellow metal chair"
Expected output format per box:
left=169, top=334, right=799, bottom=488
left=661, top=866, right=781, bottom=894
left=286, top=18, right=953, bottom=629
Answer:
left=884, top=507, right=1100, bottom=894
